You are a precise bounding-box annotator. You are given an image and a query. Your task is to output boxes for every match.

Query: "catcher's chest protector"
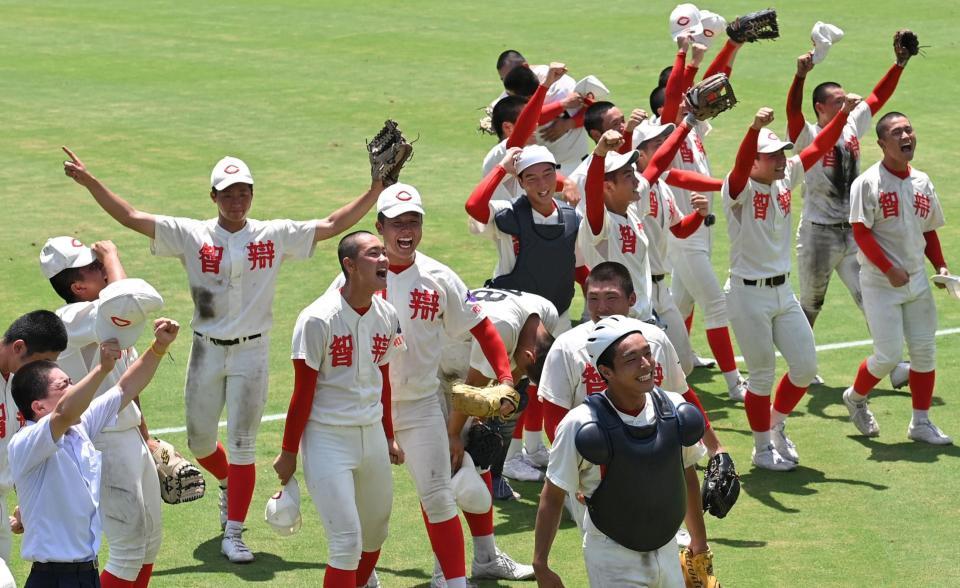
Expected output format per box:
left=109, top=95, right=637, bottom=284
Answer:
left=489, top=196, right=578, bottom=314
left=574, top=390, right=687, bottom=552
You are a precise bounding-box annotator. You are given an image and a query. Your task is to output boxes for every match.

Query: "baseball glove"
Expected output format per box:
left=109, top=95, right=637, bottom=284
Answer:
left=451, top=382, right=520, bottom=419
left=465, top=421, right=503, bottom=470
left=478, top=105, right=496, bottom=136
left=701, top=452, right=740, bottom=518
left=367, top=119, right=414, bottom=186
left=680, top=548, right=720, bottom=588
left=151, top=438, right=206, bottom=505
left=726, top=9, right=779, bottom=43
left=894, top=29, right=920, bottom=65
left=684, top=74, right=737, bottom=121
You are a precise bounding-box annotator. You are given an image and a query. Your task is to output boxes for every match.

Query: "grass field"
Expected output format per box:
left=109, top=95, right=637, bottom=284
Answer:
left=2, top=0, right=959, bottom=586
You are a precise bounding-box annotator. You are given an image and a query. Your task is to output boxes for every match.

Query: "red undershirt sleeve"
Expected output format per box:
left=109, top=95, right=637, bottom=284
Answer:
left=571, top=108, right=586, bottom=128
left=682, top=64, right=698, bottom=91
left=507, top=84, right=548, bottom=149
left=670, top=211, right=705, bottom=238
left=585, top=154, right=607, bottom=235
left=554, top=172, right=567, bottom=192
left=543, top=400, right=570, bottom=443
left=852, top=223, right=894, bottom=273
left=465, top=165, right=507, bottom=223
left=539, top=101, right=566, bottom=125
left=704, top=39, right=738, bottom=79
left=469, top=318, right=513, bottom=383
left=799, top=110, right=850, bottom=170
left=786, top=74, right=806, bottom=142
left=924, top=230, right=947, bottom=269
left=618, top=132, right=633, bottom=154
left=641, top=120, right=693, bottom=184
left=865, top=64, right=905, bottom=115
left=379, top=364, right=394, bottom=439
left=575, top=265, right=590, bottom=286
left=281, top=359, right=319, bottom=454
left=660, top=51, right=687, bottom=125
left=728, top=127, right=760, bottom=199
left=665, top=169, right=723, bottom=192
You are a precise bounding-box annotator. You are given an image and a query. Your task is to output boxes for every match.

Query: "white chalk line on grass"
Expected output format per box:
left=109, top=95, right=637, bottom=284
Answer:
left=151, top=327, right=960, bottom=436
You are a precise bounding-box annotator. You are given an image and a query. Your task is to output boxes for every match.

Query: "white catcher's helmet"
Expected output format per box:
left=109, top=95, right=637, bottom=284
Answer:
left=264, top=476, right=303, bottom=536
left=585, top=315, right=645, bottom=367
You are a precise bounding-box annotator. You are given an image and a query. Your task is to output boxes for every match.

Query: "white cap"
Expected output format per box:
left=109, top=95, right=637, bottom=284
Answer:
left=515, top=145, right=559, bottom=175
left=95, top=278, right=164, bottom=349
left=574, top=75, right=610, bottom=102
left=451, top=454, right=493, bottom=514
left=811, top=21, right=844, bottom=65
left=39, top=236, right=96, bottom=279
left=264, top=477, right=303, bottom=536
left=757, top=129, right=794, bottom=154
left=696, top=10, right=727, bottom=47
left=210, top=156, right=254, bottom=191
left=376, top=183, right=425, bottom=218
left=632, top=120, right=676, bottom=148
left=601, top=150, right=640, bottom=174
left=670, top=3, right=704, bottom=41
left=585, top=315, right=645, bottom=366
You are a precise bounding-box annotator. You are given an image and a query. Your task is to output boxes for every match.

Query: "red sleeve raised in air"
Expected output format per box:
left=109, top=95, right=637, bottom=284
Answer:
left=465, top=165, right=507, bottom=223
left=641, top=120, right=693, bottom=184
left=585, top=154, right=607, bottom=235
left=660, top=51, right=687, bottom=125
left=865, top=64, right=905, bottom=115
left=728, top=127, right=760, bottom=199
left=665, top=169, right=723, bottom=192
left=786, top=74, right=807, bottom=142
left=507, top=84, right=548, bottom=149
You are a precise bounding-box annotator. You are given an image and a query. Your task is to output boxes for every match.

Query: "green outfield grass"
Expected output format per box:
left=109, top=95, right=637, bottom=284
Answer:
left=2, top=0, right=958, bottom=585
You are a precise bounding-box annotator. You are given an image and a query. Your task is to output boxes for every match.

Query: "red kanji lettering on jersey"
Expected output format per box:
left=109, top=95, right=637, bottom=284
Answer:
left=247, top=240, right=276, bottom=270
left=913, top=192, right=931, bottom=219
left=845, top=136, right=860, bottom=159
left=619, top=224, right=637, bottom=254
left=693, top=135, right=706, bottom=156
left=648, top=189, right=658, bottom=218
left=0, top=404, right=6, bottom=439
left=198, top=243, right=224, bottom=274
left=753, top=192, right=771, bottom=220
left=409, top=288, right=440, bottom=321
left=371, top=333, right=389, bottom=363
left=667, top=196, right=679, bottom=222
left=654, top=364, right=664, bottom=386
left=822, top=149, right=836, bottom=168
left=678, top=142, right=695, bottom=164
left=329, top=334, right=354, bottom=367
left=879, top=191, right=899, bottom=219
left=777, top=189, right=792, bottom=215
left=581, top=364, right=607, bottom=395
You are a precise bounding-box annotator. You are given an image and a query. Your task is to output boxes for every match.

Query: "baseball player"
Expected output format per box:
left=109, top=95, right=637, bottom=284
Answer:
left=273, top=231, right=405, bottom=587
left=330, top=184, right=515, bottom=588
left=62, top=146, right=386, bottom=562
left=39, top=237, right=169, bottom=587
left=722, top=99, right=860, bottom=471
left=842, top=112, right=952, bottom=445
left=0, top=311, right=68, bottom=564
left=533, top=316, right=710, bottom=587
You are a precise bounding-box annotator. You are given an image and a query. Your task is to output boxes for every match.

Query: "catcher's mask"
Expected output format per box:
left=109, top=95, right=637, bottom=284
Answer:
left=265, top=476, right=303, bottom=536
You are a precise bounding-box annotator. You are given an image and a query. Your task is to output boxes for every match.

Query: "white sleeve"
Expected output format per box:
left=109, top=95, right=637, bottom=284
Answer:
left=8, top=419, right=59, bottom=478
left=56, top=302, right=98, bottom=349
left=537, top=344, right=577, bottom=409
left=151, top=215, right=194, bottom=258
left=682, top=441, right=708, bottom=469
left=721, top=175, right=743, bottom=209
left=850, top=101, right=873, bottom=139
left=923, top=179, right=946, bottom=233
left=658, top=338, right=688, bottom=394
left=787, top=156, right=806, bottom=190
left=848, top=175, right=874, bottom=227
left=291, top=313, right=328, bottom=371
left=80, top=387, right=123, bottom=441
left=544, top=412, right=588, bottom=495
left=275, top=219, right=318, bottom=261
left=442, top=276, right=486, bottom=340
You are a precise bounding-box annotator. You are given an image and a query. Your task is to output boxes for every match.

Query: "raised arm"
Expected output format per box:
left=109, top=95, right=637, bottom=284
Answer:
left=865, top=63, right=906, bottom=115
left=703, top=39, right=742, bottom=79
left=313, top=179, right=386, bottom=243
left=660, top=37, right=690, bottom=125
left=91, top=240, right=127, bottom=283
left=665, top=169, right=723, bottom=192
left=619, top=109, right=649, bottom=154
left=63, top=147, right=157, bottom=239
left=787, top=52, right=814, bottom=142
left=49, top=341, right=119, bottom=441
left=641, top=115, right=695, bottom=185
left=682, top=43, right=708, bottom=91
left=465, top=147, right=520, bottom=223
left=728, top=108, right=772, bottom=198
left=586, top=131, right=624, bottom=235
left=117, top=319, right=179, bottom=410
left=798, top=94, right=859, bottom=171
left=508, top=64, right=565, bottom=148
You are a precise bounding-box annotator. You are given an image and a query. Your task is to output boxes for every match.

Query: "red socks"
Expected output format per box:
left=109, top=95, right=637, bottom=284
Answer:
left=134, top=564, right=153, bottom=588
left=744, top=391, right=771, bottom=432
left=422, top=512, right=466, bottom=581
left=909, top=369, right=935, bottom=410
left=682, top=388, right=711, bottom=428
left=512, top=410, right=525, bottom=440
left=684, top=311, right=694, bottom=334
left=356, top=550, right=381, bottom=587
left=324, top=566, right=356, bottom=588
left=853, top=360, right=882, bottom=396
left=100, top=571, right=133, bottom=588
left=227, top=463, right=256, bottom=523
left=705, top=327, right=738, bottom=373
left=463, top=471, right=495, bottom=537
left=772, top=375, right=808, bottom=416
left=196, top=442, right=229, bottom=481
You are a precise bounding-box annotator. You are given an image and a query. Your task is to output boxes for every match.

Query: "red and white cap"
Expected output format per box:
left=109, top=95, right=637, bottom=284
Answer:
left=39, top=236, right=96, bottom=279
left=601, top=149, right=640, bottom=174
left=515, top=145, right=560, bottom=175
left=696, top=10, right=727, bottom=47
left=377, top=183, right=425, bottom=218
left=670, top=3, right=704, bottom=41
left=632, top=120, right=676, bottom=148
left=811, top=22, right=844, bottom=65
left=757, top=130, right=794, bottom=154
left=210, top=156, right=254, bottom=191
left=95, top=278, right=164, bottom=349
left=451, top=453, right=492, bottom=514
left=264, top=477, right=303, bottom=537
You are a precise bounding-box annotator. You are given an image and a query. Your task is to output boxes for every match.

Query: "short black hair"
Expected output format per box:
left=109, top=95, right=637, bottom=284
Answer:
left=337, top=230, right=375, bottom=278
left=48, top=260, right=103, bottom=304
left=812, top=81, right=842, bottom=112
left=584, top=102, right=617, bottom=138
left=649, top=86, right=666, bottom=115
left=491, top=95, right=527, bottom=141
left=526, top=330, right=556, bottom=386
left=585, top=261, right=634, bottom=298
left=496, top=50, right=525, bottom=73
left=503, top=66, right=539, bottom=99
left=11, top=359, right=58, bottom=422
left=658, top=66, right=673, bottom=89
left=2, top=310, right=68, bottom=356
left=876, top=111, right=908, bottom=139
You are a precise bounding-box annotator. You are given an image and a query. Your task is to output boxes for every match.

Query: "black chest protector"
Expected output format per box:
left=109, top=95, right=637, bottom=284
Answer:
left=487, top=196, right=579, bottom=315
left=574, top=390, right=705, bottom=552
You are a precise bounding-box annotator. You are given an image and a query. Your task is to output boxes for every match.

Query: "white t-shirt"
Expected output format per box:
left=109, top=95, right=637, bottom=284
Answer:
left=152, top=216, right=316, bottom=338
left=849, top=162, right=945, bottom=275
left=639, top=180, right=685, bottom=276
left=722, top=155, right=806, bottom=279
left=546, top=390, right=706, bottom=537
left=291, top=290, right=405, bottom=427
left=0, top=374, right=22, bottom=494
left=56, top=301, right=142, bottom=432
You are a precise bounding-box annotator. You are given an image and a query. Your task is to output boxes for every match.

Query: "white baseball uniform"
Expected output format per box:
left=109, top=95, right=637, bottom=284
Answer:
left=722, top=158, right=818, bottom=396
left=55, top=301, right=162, bottom=581
left=151, top=215, right=316, bottom=465
left=546, top=390, right=705, bottom=587
left=291, top=289, right=405, bottom=570
left=0, top=373, right=21, bottom=562
left=849, top=162, right=944, bottom=375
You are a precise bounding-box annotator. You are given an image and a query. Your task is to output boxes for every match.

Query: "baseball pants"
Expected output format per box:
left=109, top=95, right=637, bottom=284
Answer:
left=652, top=280, right=695, bottom=376
left=0, top=556, right=12, bottom=588
left=95, top=428, right=163, bottom=580
left=861, top=269, right=937, bottom=375
left=392, top=395, right=459, bottom=523
left=301, top=422, right=392, bottom=570
left=0, top=493, right=9, bottom=562
left=583, top=532, right=684, bottom=588
left=726, top=280, right=818, bottom=395
left=796, top=221, right=863, bottom=319
left=668, top=248, right=729, bottom=329
left=184, top=334, right=270, bottom=465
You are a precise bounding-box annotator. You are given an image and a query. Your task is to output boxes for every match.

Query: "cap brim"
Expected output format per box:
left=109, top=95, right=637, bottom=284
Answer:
left=213, top=175, right=254, bottom=191
left=516, top=160, right=561, bottom=175
left=379, top=203, right=425, bottom=218
left=758, top=141, right=794, bottom=154
left=604, top=150, right=640, bottom=173
left=671, top=23, right=704, bottom=41
left=635, top=123, right=675, bottom=147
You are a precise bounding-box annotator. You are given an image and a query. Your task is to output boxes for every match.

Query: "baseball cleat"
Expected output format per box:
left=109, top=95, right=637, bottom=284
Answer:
left=431, top=563, right=477, bottom=588
left=907, top=419, right=953, bottom=445
left=522, top=445, right=550, bottom=469
left=728, top=377, right=747, bottom=402
left=692, top=355, right=717, bottom=369
left=751, top=444, right=796, bottom=471
left=811, top=374, right=825, bottom=386
left=843, top=387, right=880, bottom=437
left=492, top=475, right=520, bottom=501
left=503, top=454, right=544, bottom=482
left=362, top=570, right=381, bottom=588
left=221, top=527, right=254, bottom=564
left=471, top=549, right=535, bottom=580
left=889, top=361, right=910, bottom=390
left=771, top=421, right=800, bottom=463
left=218, top=486, right=228, bottom=530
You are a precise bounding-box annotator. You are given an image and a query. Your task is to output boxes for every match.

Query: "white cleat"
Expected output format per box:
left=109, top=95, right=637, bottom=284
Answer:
left=692, top=355, right=717, bottom=369
left=842, top=387, right=880, bottom=437
left=363, top=570, right=382, bottom=588
left=218, top=486, right=228, bottom=530
left=431, top=568, right=477, bottom=588
left=503, top=453, right=545, bottom=482
left=751, top=444, right=796, bottom=471
left=907, top=419, right=953, bottom=445
left=728, top=378, right=747, bottom=402
left=889, top=361, right=910, bottom=390
left=811, top=374, right=825, bottom=386
left=472, top=549, right=535, bottom=580
left=771, top=421, right=800, bottom=463
left=522, top=445, right=550, bottom=469
left=221, top=528, right=254, bottom=564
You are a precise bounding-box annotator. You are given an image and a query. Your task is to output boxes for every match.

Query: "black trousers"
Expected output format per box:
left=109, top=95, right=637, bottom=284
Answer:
left=26, top=565, right=99, bottom=588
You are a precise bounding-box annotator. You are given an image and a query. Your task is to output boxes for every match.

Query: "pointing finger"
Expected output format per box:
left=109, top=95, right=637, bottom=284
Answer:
left=62, top=146, right=80, bottom=164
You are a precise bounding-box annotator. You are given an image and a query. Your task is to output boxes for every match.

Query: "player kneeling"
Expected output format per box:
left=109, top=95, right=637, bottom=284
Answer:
left=274, top=231, right=405, bottom=587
